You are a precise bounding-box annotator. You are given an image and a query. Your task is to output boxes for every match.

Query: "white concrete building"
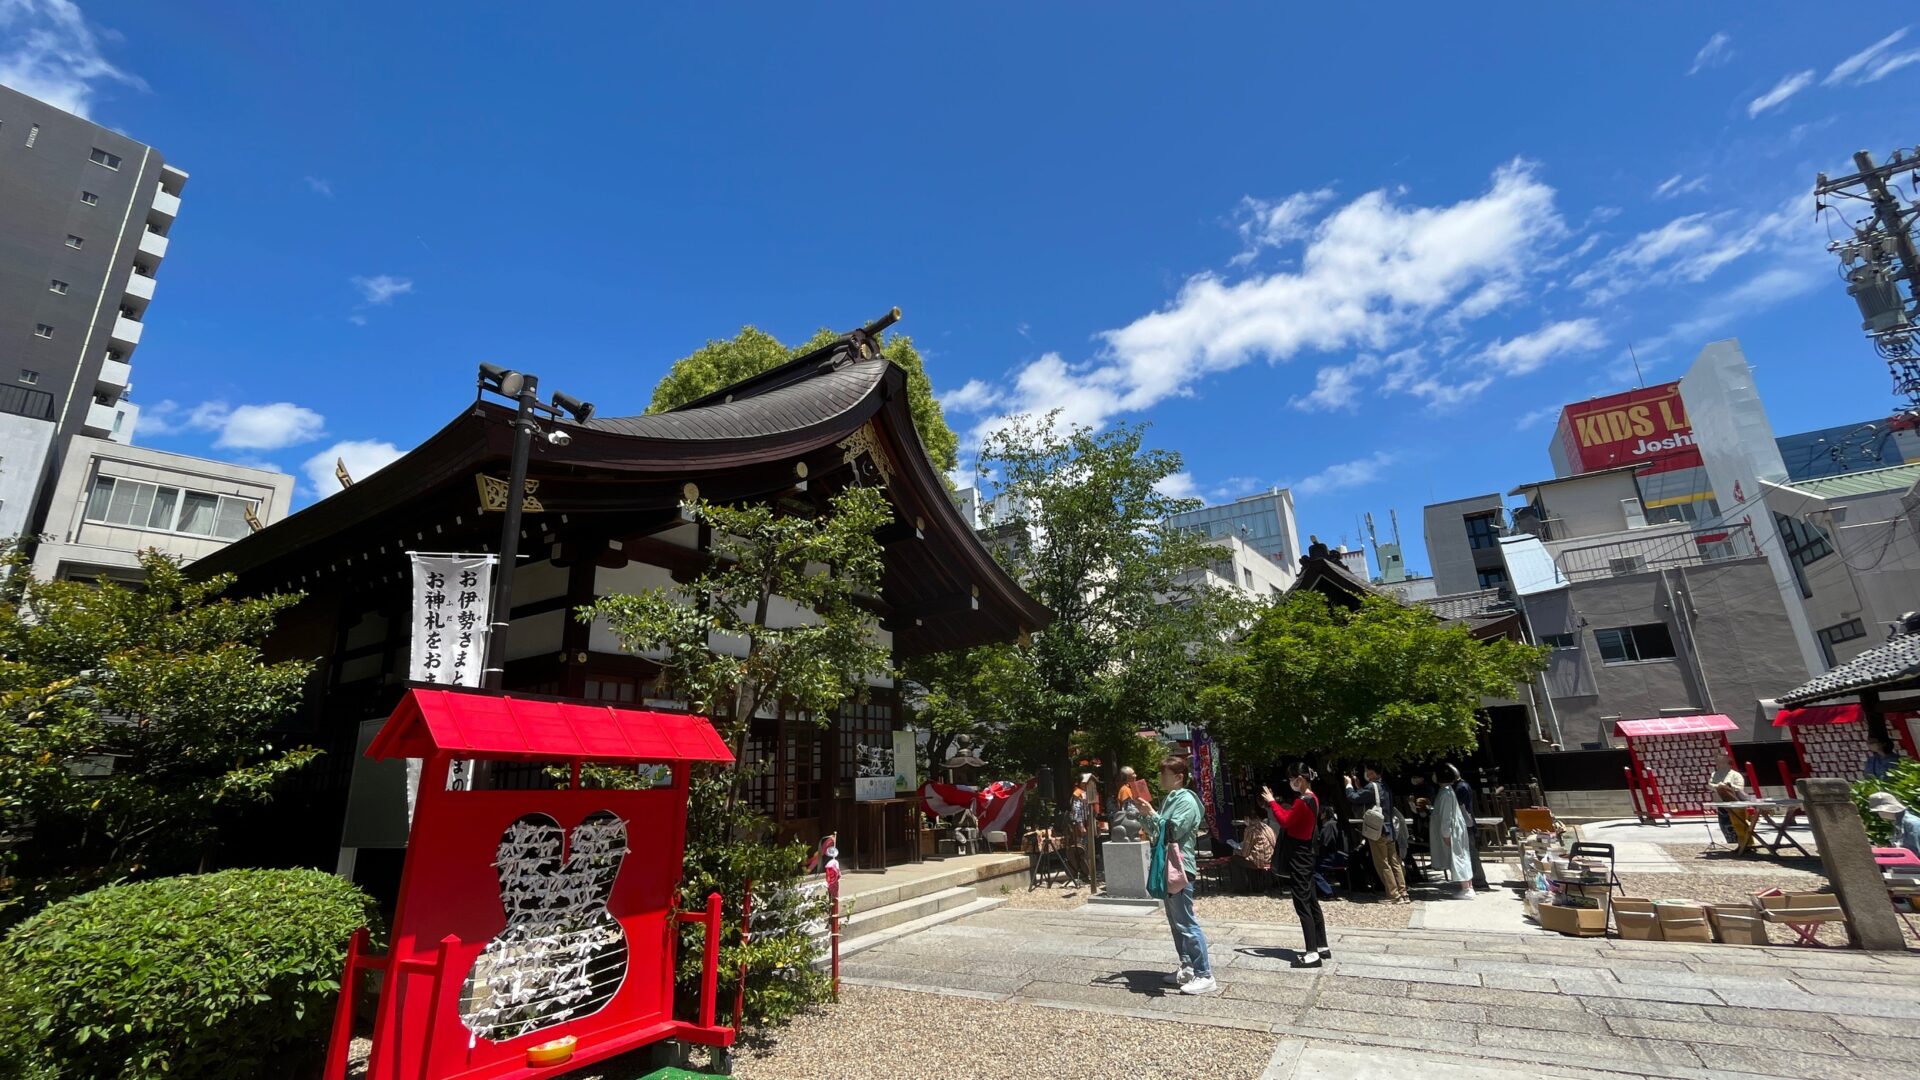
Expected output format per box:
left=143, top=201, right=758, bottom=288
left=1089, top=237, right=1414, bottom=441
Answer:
left=30, top=436, right=294, bottom=582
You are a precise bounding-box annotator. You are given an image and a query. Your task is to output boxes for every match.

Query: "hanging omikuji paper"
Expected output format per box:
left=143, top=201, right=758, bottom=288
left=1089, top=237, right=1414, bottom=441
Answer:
left=409, top=553, right=497, bottom=687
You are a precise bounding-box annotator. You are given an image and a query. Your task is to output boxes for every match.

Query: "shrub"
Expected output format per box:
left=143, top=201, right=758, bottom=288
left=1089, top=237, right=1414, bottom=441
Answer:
left=0, top=868, right=378, bottom=1080
left=1853, top=758, right=1920, bottom=845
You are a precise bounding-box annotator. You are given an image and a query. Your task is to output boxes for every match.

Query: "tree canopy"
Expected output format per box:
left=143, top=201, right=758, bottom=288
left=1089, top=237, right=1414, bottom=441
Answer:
left=647, top=325, right=961, bottom=476
left=1198, top=591, right=1549, bottom=768
left=976, top=414, right=1248, bottom=787
left=0, top=549, right=314, bottom=922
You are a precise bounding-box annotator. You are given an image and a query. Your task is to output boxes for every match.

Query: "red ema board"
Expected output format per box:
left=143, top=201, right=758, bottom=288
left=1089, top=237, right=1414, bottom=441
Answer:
left=325, top=689, right=737, bottom=1080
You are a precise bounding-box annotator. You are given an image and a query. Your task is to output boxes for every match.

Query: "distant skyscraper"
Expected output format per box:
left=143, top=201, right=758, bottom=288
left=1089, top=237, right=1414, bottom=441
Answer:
left=1164, top=488, right=1301, bottom=573
left=0, top=84, right=186, bottom=536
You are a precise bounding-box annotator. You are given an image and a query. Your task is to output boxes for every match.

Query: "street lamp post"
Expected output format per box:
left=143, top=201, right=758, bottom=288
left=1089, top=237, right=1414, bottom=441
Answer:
left=476, top=364, right=593, bottom=692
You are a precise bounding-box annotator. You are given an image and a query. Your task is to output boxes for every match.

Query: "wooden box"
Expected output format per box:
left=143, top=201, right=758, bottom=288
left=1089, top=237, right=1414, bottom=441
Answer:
left=1611, top=897, right=1662, bottom=941
left=1654, top=902, right=1712, bottom=943
left=1538, top=903, right=1608, bottom=937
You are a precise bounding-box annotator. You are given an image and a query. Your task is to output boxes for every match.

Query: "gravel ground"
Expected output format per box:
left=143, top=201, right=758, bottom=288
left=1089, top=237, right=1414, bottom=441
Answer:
left=723, top=984, right=1277, bottom=1080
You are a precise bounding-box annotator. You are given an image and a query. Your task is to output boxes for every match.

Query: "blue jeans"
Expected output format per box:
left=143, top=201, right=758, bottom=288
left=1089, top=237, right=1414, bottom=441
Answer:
left=1163, top=885, right=1211, bottom=977
left=1716, top=809, right=1737, bottom=844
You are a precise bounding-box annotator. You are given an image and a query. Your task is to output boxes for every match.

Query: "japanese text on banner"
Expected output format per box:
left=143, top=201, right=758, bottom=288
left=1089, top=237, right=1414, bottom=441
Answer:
left=409, top=554, right=497, bottom=687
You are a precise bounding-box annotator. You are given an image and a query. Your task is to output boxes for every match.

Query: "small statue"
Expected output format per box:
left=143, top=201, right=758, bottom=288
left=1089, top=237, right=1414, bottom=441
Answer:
left=1110, top=799, right=1146, bottom=842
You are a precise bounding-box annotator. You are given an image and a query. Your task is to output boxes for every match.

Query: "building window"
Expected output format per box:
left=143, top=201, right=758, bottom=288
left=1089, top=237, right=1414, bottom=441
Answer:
left=1243, top=567, right=1254, bottom=589
left=90, top=148, right=121, bottom=169
left=18, top=370, right=39, bottom=386
left=1540, top=632, right=1577, bottom=649
left=1593, top=623, right=1678, bottom=664
left=1774, top=513, right=1834, bottom=598
left=25, top=123, right=39, bottom=148
left=1464, top=511, right=1500, bottom=551
left=1477, top=567, right=1509, bottom=589
left=582, top=676, right=639, bottom=703
left=65, top=235, right=83, bottom=249
left=80, top=191, right=99, bottom=205
left=33, top=324, right=53, bottom=339
left=1817, top=619, right=1867, bottom=667
left=49, top=279, right=69, bottom=294
left=84, top=476, right=259, bottom=540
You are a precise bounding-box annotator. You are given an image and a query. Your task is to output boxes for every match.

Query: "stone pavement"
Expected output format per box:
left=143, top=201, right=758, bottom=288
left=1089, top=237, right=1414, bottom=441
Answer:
left=838, top=904, right=1920, bottom=1080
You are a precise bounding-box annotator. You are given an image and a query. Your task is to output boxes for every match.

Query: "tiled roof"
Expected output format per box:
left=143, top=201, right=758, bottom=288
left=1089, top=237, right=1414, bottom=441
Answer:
left=1420, top=588, right=1513, bottom=621
left=586, top=356, right=884, bottom=440
left=1777, top=630, right=1920, bottom=706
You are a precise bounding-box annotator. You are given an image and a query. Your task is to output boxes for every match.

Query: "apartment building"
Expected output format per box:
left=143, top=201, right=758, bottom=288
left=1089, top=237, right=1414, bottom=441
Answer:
left=0, top=84, right=184, bottom=533
left=1423, top=492, right=1509, bottom=595
left=1166, top=488, right=1301, bottom=575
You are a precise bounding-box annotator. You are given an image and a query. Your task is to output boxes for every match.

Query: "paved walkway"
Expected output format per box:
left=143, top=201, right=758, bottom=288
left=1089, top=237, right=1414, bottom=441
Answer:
left=839, top=904, right=1920, bottom=1080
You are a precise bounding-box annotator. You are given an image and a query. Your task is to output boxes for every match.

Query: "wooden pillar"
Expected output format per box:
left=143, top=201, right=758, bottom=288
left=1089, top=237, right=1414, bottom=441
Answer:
left=1861, top=690, right=1890, bottom=745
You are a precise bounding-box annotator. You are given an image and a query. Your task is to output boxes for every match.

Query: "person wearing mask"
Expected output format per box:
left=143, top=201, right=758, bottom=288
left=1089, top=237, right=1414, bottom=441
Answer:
left=1428, top=764, right=1474, bottom=899
left=1868, top=791, right=1920, bottom=859
left=1866, top=737, right=1903, bottom=781
left=1264, top=764, right=1330, bottom=966
left=1709, top=750, right=1752, bottom=848
left=1140, top=756, right=1216, bottom=994
left=1313, top=801, right=1349, bottom=899
left=1345, top=765, right=1409, bottom=903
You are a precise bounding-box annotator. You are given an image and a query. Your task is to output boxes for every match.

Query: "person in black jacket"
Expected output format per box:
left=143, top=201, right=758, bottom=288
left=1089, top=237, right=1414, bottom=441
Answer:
left=1312, top=800, right=1348, bottom=898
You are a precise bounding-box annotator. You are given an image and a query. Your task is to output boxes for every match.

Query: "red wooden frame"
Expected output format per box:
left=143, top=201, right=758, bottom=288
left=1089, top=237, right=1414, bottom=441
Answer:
left=326, top=690, right=737, bottom=1080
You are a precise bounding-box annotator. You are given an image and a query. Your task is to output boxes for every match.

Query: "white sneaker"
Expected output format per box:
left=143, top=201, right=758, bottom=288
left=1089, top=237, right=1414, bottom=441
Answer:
left=1162, top=967, right=1191, bottom=987
left=1180, top=975, right=1218, bottom=995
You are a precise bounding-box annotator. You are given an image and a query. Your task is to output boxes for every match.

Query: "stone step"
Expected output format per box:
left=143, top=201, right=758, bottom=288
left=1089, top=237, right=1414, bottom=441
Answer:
left=828, top=895, right=1008, bottom=965
left=840, top=884, right=981, bottom=940
left=837, top=853, right=1028, bottom=911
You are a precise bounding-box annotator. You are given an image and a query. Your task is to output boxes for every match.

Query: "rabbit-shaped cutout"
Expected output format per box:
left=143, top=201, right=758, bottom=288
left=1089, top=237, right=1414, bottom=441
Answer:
left=458, top=811, right=631, bottom=1042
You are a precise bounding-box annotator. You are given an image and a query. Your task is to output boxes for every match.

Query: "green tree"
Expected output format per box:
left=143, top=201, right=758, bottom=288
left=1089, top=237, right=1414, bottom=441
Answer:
left=647, top=325, right=961, bottom=476
left=0, top=548, right=315, bottom=923
left=978, top=415, right=1248, bottom=788
left=899, top=643, right=1035, bottom=780
left=1199, top=591, right=1549, bottom=768
left=581, top=487, right=894, bottom=1025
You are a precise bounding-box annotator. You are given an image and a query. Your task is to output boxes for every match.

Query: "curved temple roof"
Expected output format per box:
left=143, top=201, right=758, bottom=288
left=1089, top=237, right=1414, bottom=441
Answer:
left=192, top=335, right=1050, bottom=657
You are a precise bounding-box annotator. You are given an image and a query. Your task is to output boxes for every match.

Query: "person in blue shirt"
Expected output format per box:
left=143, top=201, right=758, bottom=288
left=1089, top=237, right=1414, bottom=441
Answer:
left=1868, top=791, right=1920, bottom=859
left=1865, top=736, right=1902, bottom=781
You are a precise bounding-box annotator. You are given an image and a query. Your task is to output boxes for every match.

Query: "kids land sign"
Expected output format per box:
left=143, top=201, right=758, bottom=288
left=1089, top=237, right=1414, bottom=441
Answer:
left=1558, top=382, right=1702, bottom=475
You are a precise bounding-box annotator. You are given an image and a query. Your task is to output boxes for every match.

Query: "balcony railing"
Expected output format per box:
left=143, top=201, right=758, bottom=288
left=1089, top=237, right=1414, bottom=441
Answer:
left=1554, top=524, right=1756, bottom=582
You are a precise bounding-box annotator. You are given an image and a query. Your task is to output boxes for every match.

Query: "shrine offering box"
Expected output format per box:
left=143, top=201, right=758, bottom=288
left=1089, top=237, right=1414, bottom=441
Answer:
left=1538, top=903, right=1608, bottom=937
left=1611, top=898, right=1661, bottom=941
left=1653, top=901, right=1712, bottom=943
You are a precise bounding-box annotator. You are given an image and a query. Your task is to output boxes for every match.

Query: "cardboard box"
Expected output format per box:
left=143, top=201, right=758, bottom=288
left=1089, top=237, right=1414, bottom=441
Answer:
left=1654, top=902, right=1712, bottom=943
left=1612, top=897, right=1662, bottom=941
left=1538, top=902, right=1608, bottom=937
left=1705, top=904, right=1767, bottom=946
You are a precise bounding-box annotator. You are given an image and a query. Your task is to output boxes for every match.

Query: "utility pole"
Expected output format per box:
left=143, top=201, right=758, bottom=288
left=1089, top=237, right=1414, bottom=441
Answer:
left=1815, top=148, right=1920, bottom=408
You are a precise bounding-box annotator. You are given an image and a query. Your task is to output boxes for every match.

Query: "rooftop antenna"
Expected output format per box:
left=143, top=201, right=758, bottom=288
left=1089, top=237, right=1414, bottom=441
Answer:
left=1389, top=508, right=1403, bottom=549
left=1629, top=343, right=1645, bottom=389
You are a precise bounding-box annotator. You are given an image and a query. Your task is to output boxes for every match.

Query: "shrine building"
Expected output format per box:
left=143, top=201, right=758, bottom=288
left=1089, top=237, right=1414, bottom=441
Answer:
left=190, top=324, right=1049, bottom=904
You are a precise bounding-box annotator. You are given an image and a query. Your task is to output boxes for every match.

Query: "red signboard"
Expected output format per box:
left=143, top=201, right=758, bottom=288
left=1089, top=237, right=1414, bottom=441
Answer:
left=1556, top=382, right=1702, bottom=475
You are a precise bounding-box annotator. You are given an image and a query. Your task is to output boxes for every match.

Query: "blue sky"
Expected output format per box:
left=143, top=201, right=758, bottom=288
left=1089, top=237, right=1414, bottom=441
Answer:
left=7, top=3, right=1920, bottom=573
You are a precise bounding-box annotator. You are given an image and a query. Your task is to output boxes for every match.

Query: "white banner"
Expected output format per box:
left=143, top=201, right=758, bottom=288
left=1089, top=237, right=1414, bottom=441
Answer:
left=409, top=553, right=497, bottom=686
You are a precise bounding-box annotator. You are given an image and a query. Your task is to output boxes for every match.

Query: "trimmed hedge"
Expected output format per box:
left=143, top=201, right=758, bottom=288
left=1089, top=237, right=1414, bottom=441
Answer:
left=0, top=868, right=377, bottom=1080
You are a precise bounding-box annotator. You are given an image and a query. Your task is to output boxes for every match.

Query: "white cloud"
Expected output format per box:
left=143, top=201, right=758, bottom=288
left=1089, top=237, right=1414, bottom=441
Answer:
left=212, top=402, right=325, bottom=450
left=1825, top=27, right=1908, bottom=84
left=938, top=379, right=1005, bottom=414
left=1515, top=405, right=1563, bottom=431
left=973, top=160, right=1565, bottom=442
left=0, top=0, right=144, bottom=118
left=351, top=274, right=414, bottom=305
left=1478, top=319, right=1605, bottom=376
left=130, top=399, right=326, bottom=450
left=1865, top=49, right=1920, bottom=82
left=1155, top=471, right=1201, bottom=501
left=1294, top=452, right=1396, bottom=497
left=1228, top=189, right=1336, bottom=266
left=1636, top=263, right=1824, bottom=358
left=1289, top=364, right=1365, bottom=412
left=304, top=175, right=333, bottom=196
left=1652, top=174, right=1708, bottom=200
left=303, top=439, right=403, bottom=497
left=1570, top=196, right=1812, bottom=305
left=347, top=314, right=368, bottom=327
left=1747, top=70, right=1814, bottom=117
left=1688, top=31, right=1732, bottom=75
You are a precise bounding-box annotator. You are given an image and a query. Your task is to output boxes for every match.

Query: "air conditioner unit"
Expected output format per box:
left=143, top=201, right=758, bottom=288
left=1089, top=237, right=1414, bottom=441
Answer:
left=1608, top=554, right=1648, bottom=576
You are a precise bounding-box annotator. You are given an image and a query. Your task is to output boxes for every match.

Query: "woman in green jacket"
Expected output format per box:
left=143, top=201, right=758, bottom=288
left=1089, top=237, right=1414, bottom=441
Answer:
left=1138, top=754, right=1216, bottom=994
